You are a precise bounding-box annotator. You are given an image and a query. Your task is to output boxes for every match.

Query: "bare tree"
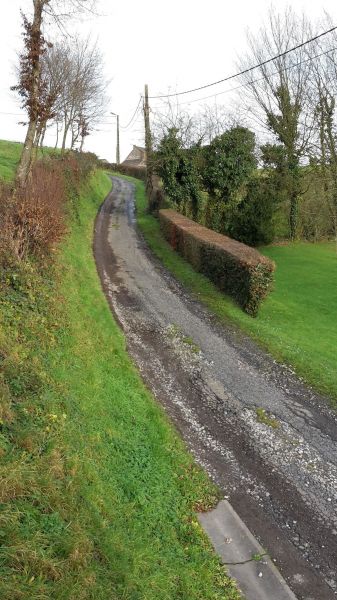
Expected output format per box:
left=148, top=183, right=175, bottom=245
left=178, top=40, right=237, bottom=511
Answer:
left=152, top=98, right=238, bottom=150
left=33, top=41, right=65, bottom=152
left=306, top=18, right=337, bottom=243
left=44, top=38, right=107, bottom=152
left=239, top=8, right=315, bottom=239
left=69, top=40, right=107, bottom=152
left=197, top=104, right=238, bottom=144
left=152, top=98, right=201, bottom=149
left=13, top=0, right=97, bottom=186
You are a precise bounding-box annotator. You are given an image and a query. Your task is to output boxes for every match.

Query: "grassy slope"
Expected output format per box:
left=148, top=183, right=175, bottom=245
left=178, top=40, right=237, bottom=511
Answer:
left=129, top=175, right=337, bottom=405
left=0, top=158, right=239, bottom=599
left=0, top=139, right=23, bottom=180
left=0, top=139, right=59, bottom=181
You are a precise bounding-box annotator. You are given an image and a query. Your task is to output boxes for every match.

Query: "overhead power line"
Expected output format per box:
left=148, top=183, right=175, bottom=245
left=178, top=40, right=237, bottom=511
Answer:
left=0, top=111, right=25, bottom=116
left=151, top=44, right=337, bottom=109
left=120, top=96, right=143, bottom=130
left=147, top=25, right=337, bottom=99
left=91, top=96, right=143, bottom=133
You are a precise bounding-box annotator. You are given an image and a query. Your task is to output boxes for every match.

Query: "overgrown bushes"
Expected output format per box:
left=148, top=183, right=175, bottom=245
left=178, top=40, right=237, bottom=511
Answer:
left=156, top=128, right=201, bottom=219
left=1, top=162, right=65, bottom=260
left=228, top=176, right=278, bottom=246
left=153, top=126, right=278, bottom=245
left=0, top=152, right=97, bottom=264
left=160, top=208, right=275, bottom=316
left=152, top=122, right=337, bottom=245
left=201, top=127, right=257, bottom=232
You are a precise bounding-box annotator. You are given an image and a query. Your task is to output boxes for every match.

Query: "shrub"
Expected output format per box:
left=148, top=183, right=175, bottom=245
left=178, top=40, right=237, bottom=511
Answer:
left=159, top=208, right=275, bottom=316
left=0, top=181, right=15, bottom=261
left=229, top=176, right=277, bottom=246
left=202, top=127, right=257, bottom=201
left=201, top=127, right=257, bottom=233
left=156, top=128, right=201, bottom=219
left=0, top=152, right=97, bottom=262
left=12, top=160, right=66, bottom=259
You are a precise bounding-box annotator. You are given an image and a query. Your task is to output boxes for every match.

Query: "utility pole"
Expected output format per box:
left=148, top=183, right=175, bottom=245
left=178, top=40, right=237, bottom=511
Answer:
left=116, top=114, right=120, bottom=165
left=144, top=84, right=153, bottom=205
left=111, top=112, right=120, bottom=165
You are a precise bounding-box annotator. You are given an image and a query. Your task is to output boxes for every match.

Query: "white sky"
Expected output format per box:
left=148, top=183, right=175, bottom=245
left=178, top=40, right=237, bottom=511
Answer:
left=0, top=0, right=336, bottom=162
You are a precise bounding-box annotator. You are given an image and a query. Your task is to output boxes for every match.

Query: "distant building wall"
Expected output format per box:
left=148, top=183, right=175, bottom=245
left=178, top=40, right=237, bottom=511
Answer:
left=122, top=145, right=147, bottom=167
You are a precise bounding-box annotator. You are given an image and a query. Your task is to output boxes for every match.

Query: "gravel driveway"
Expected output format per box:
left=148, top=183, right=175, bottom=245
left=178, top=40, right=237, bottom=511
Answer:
left=94, top=176, right=337, bottom=600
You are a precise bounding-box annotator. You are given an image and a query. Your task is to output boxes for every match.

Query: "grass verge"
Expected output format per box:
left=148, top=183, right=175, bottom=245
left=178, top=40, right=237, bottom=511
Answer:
left=0, top=139, right=24, bottom=180
left=127, top=174, right=337, bottom=406
left=0, top=168, right=239, bottom=599
left=0, top=139, right=59, bottom=181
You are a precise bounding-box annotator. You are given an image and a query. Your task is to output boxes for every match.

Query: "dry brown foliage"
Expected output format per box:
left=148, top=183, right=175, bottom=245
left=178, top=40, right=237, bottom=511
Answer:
left=0, top=160, right=66, bottom=261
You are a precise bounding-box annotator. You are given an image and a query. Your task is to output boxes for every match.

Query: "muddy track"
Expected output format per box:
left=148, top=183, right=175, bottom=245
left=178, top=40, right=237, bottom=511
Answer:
left=94, top=177, right=337, bottom=600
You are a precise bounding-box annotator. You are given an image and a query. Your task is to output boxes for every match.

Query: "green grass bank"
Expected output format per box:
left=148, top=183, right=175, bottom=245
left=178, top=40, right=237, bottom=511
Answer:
left=0, top=160, right=239, bottom=599
left=0, top=139, right=59, bottom=181
left=0, top=139, right=24, bottom=181
left=130, top=175, right=337, bottom=405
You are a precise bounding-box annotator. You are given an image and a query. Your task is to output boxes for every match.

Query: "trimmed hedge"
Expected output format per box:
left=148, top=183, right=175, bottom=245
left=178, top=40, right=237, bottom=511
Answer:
left=159, top=209, right=275, bottom=316
left=113, top=163, right=147, bottom=182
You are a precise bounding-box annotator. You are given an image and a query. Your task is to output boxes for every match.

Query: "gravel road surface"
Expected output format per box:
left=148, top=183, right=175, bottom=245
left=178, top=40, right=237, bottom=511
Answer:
left=94, top=176, right=337, bottom=599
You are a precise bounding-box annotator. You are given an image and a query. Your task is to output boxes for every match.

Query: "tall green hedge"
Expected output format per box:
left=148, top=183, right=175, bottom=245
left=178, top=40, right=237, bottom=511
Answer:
left=159, top=209, right=275, bottom=316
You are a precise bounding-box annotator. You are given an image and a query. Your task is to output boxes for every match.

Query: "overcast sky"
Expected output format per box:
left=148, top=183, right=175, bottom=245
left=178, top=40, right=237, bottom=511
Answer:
left=0, top=0, right=336, bottom=162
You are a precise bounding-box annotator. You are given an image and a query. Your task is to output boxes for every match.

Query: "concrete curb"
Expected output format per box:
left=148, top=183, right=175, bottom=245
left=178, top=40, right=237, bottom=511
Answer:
left=198, top=500, right=298, bottom=600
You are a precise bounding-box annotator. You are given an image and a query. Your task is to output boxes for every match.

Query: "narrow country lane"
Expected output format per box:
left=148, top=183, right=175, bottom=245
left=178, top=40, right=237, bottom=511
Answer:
left=94, top=176, right=337, bottom=600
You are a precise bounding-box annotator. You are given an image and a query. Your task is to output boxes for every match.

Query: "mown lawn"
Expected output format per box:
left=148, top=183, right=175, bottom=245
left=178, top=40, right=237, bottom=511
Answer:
left=129, top=175, right=337, bottom=405
left=0, top=162, right=239, bottom=599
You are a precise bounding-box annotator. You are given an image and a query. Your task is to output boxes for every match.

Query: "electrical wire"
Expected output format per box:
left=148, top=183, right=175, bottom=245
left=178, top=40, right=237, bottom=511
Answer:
left=0, top=111, right=25, bottom=116
left=150, top=44, right=337, bottom=109
left=5, top=25, right=337, bottom=140
left=120, top=96, right=143, bottom=130
left=147, top=25, right=337, bottom=99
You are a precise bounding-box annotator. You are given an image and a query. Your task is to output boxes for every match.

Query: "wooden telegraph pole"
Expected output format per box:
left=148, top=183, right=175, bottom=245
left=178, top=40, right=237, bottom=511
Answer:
left=143, top=84, right=154, bottom=208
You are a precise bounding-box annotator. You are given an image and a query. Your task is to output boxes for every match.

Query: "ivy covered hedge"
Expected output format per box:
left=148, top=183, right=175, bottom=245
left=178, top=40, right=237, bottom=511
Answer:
left=159, top=209, right=275, bottom=316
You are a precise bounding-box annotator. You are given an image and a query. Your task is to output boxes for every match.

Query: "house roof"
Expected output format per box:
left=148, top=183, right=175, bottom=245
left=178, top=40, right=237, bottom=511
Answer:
left=122, top=145, right=147, bottom=166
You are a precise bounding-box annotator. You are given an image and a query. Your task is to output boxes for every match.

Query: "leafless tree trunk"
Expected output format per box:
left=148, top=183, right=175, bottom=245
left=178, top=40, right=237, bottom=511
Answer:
left=238, top=8, right=315, bottom=239
left=55, top=120, right=60, bottom=148
left=14, top=0, right=97, bottom=185
left=16, top=0, right=46, bottom=186
left=44, top=37, right=107, bottom=152
left=40, top=123, right=47, bottom=148
left=61, top=118, right=71, bottom=151
left=302, top=14, right=337, bottom=247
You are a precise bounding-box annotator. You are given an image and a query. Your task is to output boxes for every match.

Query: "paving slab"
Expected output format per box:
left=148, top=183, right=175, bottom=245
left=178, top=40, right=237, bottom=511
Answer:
left=199, top=500, right=298, bottom=600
